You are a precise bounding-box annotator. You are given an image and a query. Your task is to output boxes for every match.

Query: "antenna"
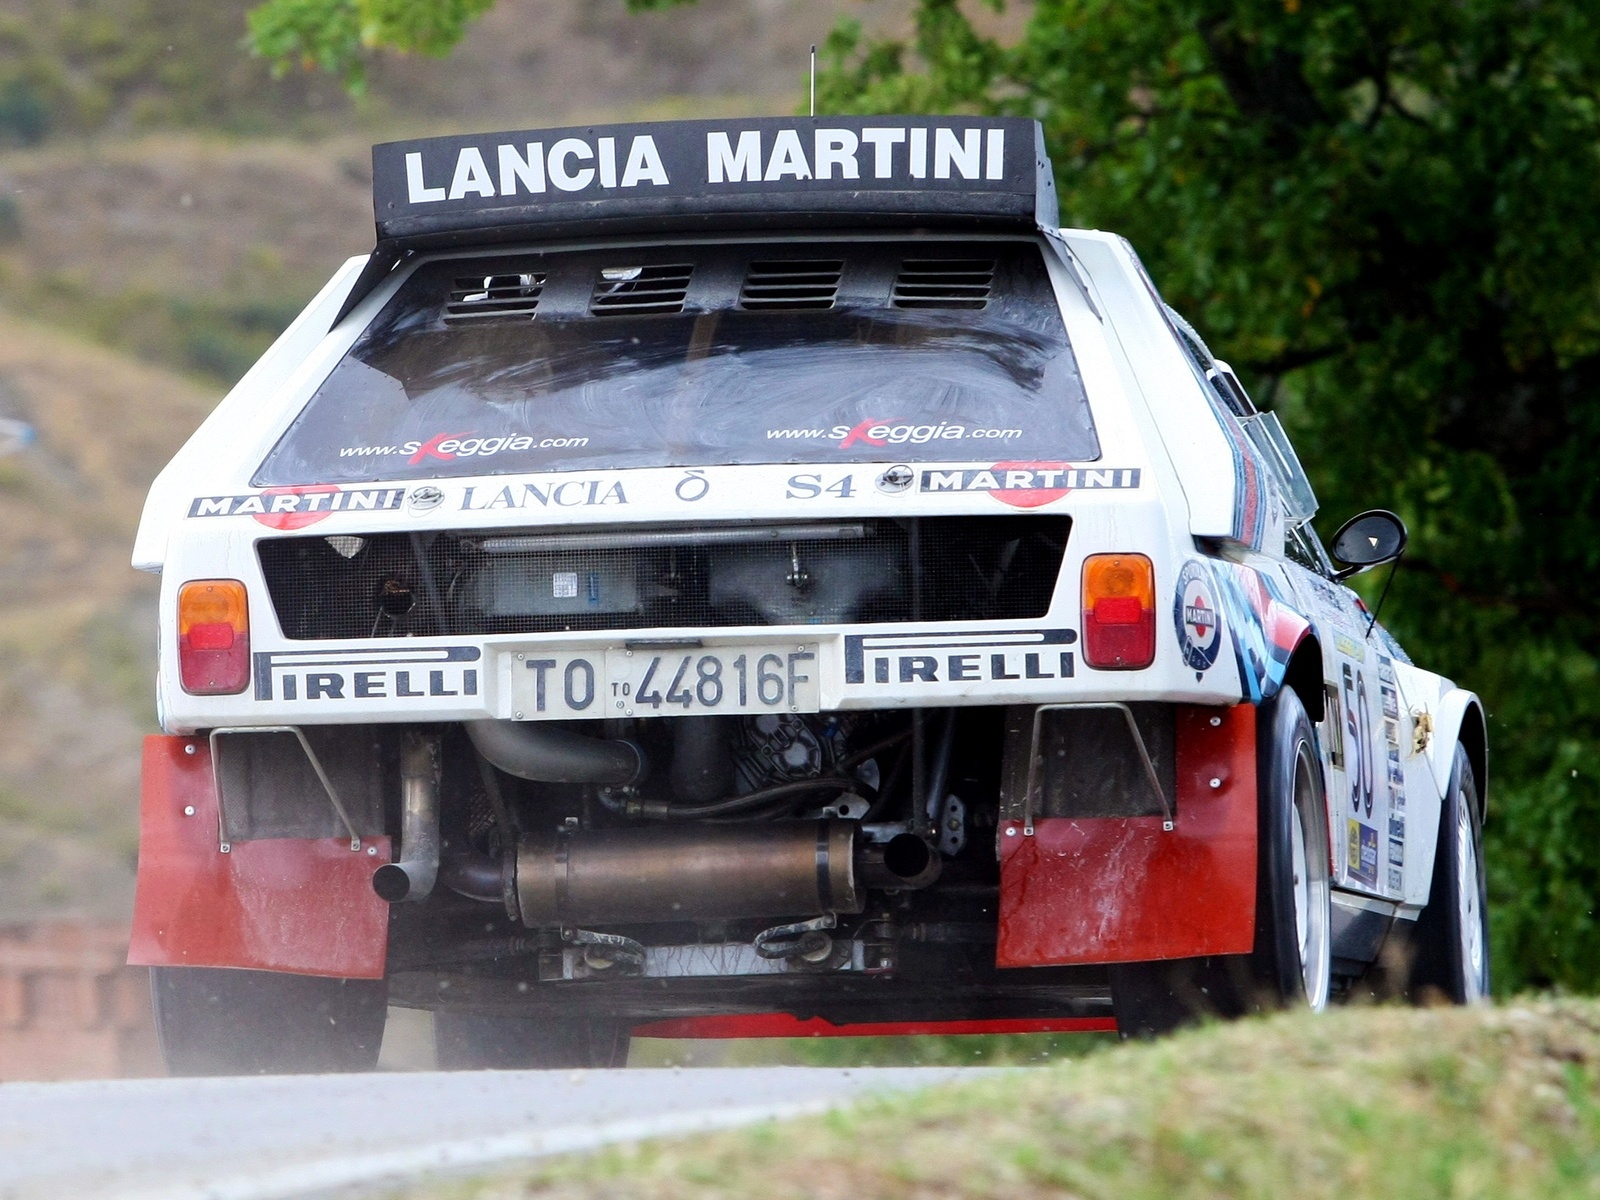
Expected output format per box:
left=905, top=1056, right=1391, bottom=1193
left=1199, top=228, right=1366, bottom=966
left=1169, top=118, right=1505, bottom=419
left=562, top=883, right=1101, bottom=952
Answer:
left=810, top=44, right=817, bottom=116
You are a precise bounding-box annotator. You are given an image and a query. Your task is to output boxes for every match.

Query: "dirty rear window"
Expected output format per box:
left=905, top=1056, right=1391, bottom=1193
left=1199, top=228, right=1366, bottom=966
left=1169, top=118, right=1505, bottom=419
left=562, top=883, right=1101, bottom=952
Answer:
left=254, top=240, right=1099, bottom=484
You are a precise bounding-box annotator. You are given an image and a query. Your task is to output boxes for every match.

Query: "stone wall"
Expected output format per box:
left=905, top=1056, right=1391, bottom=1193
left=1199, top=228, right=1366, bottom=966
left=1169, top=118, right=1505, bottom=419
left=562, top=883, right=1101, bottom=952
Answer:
left=0, top=922, right=162, bottom=1081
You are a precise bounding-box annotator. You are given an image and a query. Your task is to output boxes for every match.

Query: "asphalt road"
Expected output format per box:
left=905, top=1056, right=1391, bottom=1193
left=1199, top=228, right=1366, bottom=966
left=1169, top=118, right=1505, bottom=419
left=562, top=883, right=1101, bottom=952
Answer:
left=0, top=1066, right=973, bottom=1200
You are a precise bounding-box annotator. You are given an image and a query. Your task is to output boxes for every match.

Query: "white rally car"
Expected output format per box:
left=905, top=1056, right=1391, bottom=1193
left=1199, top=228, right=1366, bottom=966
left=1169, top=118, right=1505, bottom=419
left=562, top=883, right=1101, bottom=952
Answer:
left=129, top=116, right=1488, bottom=1073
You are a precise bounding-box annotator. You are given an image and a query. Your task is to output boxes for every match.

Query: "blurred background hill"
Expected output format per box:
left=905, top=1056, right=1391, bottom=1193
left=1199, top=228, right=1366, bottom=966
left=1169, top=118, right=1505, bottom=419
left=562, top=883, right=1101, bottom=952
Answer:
left=0, top=0, right=925, bottom=921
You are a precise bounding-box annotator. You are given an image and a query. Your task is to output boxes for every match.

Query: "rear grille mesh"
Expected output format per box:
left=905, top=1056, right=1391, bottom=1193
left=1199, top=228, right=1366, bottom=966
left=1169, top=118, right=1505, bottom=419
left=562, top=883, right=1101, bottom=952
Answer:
left=258, top=517, right=1069, bottom=640
left=590, top=264, right=693, bottom=316
left=739, top=260, right=844, bottom=310
left=891, top=259, right=995, bottom=309
left=444, top=273, right=546, bottom=323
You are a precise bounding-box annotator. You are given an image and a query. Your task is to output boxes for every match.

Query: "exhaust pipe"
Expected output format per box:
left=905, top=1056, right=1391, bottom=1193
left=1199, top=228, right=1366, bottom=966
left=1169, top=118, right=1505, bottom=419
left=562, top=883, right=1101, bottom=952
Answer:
left=857, top=832, right=942, bottom=891
left=372, top=733, right=441, bottom=903
left=467, top=719, right=646, bottom=786
left=515, top=820, right=865, bottom=927
left=439, top=850, right=512, bottom=908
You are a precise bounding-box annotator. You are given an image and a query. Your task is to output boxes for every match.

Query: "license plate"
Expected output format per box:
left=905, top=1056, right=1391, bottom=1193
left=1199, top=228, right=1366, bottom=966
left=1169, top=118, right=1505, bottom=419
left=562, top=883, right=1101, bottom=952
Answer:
left=508, top=644, right=821, bottom=720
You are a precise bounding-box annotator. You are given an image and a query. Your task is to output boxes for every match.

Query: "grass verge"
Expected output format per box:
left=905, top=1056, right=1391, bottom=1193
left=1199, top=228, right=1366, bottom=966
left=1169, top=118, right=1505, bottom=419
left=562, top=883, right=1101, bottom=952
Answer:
left=379, top=999, right=1600, bottom=1200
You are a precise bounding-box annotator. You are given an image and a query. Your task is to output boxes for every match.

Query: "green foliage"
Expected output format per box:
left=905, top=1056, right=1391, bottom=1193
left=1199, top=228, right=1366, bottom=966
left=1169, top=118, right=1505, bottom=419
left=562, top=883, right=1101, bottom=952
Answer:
left=0, top=78, right=49, bottom=145
left=0, top=0, right=350, bottom=137
left=809, top=0, right=1600, bottom=994
left=246, top=0, right=493, bottom=91
left=28, top=274, right=307, bottom=386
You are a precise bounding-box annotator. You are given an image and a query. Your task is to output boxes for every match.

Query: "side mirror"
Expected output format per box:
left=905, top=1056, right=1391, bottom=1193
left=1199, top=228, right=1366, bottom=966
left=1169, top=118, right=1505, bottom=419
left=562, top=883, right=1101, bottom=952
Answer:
left=1329, top=509, right=1407, bottom=580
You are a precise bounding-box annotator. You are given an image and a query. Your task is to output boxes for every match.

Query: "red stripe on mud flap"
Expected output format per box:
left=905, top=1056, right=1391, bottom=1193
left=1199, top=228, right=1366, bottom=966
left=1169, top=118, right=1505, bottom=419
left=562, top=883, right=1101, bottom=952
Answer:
left=127, top=735, right=391, bottom=978
left=995, top=703, right=1258, bottom=966
left=630, top=1014, right=1118, bottom=1039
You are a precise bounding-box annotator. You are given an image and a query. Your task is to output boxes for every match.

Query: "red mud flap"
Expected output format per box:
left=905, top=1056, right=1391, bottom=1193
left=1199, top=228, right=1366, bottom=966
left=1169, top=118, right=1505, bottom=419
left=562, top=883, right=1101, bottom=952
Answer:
left=128, top=735, right=391, bottom=979
left=997, top=704, right=1258, bottom=967
left=631, top=1014, right=1118, bottom=1039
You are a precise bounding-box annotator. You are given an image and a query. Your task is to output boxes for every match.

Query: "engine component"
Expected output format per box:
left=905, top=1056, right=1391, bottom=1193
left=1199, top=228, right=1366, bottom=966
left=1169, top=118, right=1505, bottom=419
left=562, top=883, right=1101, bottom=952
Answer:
left=669, top=715, right=733, bottom=803
left=467, top=719, right=646, bottom=786
left=708, top=540, right=903, bottom=624
left=371, top=733, right=441, bottom=902
left=732, top=712, right=848, bottom=793
left=753, top=914, right=836, bottom=961
left=857, top=832, right=943, bottom=891
left=608, top=773, right=876, bottom=820
left=515, top=820, right=863, bottom=927
left=569, top=929, right=646, bottom=971
left=463, top=554, right=642, bottom=619
left=437, top=850, right=509, bottom=906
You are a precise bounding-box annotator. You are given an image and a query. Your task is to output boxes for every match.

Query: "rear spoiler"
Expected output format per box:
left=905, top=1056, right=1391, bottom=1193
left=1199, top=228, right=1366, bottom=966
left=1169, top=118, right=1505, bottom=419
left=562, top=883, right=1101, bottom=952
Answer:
left=333, top=115, right=1058, bottom=327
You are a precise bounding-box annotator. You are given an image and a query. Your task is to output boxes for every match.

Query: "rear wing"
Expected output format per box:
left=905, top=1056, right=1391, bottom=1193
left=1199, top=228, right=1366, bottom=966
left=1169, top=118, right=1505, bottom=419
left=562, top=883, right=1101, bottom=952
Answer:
left=337, top=115, right=1058, bottom=325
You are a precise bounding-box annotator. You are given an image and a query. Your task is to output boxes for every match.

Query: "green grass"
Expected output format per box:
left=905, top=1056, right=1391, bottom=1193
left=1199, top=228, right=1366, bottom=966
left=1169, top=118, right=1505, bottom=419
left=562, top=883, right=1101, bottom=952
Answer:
left=378, top=999, right=1600, bottom=1200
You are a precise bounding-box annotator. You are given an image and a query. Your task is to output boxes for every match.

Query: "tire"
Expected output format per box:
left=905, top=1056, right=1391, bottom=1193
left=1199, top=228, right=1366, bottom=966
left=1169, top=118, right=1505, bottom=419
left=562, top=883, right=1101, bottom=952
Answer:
left=433, top=1012, right=631, bottom=1069
left=1112, top=688, right=1331, bottom=1035
left=1244, top=685, right=1333, bottom=1013
left=151, top=967, right=387, bottom=1076
left=1408, top=743, right=1489, bottom=1003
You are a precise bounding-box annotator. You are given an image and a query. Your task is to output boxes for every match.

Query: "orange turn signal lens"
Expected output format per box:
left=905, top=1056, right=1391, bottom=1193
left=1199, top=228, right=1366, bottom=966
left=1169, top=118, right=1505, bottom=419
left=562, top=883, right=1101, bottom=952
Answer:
left=177, top=579, right=250, bottom=695
left=1081, top=554, right=1156, bottom=669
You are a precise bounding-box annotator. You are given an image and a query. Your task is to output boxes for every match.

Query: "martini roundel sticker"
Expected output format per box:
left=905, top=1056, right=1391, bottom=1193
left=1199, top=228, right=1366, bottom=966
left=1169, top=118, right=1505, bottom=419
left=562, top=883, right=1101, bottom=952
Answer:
left=1174, top=559, right=1223, bottom=672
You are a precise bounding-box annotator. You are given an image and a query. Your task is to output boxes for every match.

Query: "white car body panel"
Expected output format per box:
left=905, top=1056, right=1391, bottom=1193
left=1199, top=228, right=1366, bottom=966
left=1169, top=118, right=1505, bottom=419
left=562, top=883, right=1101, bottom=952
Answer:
left=133, top=255, right=372, bottom=573
left=135, top=222, right=1477, bottom=916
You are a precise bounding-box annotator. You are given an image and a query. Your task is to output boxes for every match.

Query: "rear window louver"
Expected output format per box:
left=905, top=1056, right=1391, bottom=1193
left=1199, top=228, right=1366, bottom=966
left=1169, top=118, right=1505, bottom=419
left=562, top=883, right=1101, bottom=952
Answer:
left=892, top=259, right=995, bottom=309
left=444, top=272, right=546, bottom=323
left=739, top=260, right=844, bottom=311
left=590, top=264, right=693, bottom=316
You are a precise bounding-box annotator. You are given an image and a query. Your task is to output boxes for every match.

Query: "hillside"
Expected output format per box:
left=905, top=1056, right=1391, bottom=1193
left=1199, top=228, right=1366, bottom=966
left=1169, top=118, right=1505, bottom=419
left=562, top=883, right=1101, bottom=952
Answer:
left=0, top=0, right=942, bottom=921
left=376, top=1000, right=1600, bottom=1200
left=0, top=0, right=921, bottom=143
left=0, top=314, right=216, bottom=920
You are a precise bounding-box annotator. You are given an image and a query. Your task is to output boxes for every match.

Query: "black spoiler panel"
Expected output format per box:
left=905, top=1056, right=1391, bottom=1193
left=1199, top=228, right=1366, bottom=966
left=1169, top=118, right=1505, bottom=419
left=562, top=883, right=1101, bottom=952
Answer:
left=371, top=116, right=1058, bottom=246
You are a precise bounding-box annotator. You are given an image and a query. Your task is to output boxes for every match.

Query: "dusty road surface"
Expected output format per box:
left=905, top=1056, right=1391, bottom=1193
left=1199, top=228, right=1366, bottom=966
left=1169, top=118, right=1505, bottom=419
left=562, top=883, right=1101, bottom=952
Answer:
left=0, top=1065, right=971, bottom=1200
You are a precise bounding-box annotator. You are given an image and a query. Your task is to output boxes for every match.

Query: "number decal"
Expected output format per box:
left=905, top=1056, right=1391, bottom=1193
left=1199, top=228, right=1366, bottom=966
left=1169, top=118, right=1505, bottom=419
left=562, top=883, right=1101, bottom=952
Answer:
left=523, top=646, right=817, bottom=717
left=695, top=655, right=724, bottom=706
left=637, top=656, right=664, bottom=709
left=1342, top=662, right=1376, bottom=817
left=786, top=473, right=856, bottom=499
left=1355, top=669, right=1375, bottom=817
left=664, top=655, right=694, bottom=709
left=756, top=654, right=785, bottom=705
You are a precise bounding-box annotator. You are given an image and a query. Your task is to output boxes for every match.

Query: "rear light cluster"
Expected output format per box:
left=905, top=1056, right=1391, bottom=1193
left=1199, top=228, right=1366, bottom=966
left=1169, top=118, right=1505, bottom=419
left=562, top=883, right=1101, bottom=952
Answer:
left=178, top=580, right=250, bottom=695
left=1081, top=554, right=1155, bottom=669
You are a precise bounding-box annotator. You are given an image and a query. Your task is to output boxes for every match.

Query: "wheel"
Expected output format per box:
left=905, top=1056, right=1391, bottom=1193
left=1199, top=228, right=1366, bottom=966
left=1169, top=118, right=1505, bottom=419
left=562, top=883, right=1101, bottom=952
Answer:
left=1111, top=688, right=1331, bottom=1035
left=1246, top=684, right=1333, bottom=1013
left=151, top=967, right=387, bottom=1075
left=433, top=1011, right=631, bottom=1069
left=1408, top=743, right=1489, bottom=1003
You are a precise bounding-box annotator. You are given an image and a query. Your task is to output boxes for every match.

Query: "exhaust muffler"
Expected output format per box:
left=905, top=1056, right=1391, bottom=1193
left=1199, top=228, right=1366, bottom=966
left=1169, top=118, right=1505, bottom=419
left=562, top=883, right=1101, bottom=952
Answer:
left=515, top=820, right=864, bottom=927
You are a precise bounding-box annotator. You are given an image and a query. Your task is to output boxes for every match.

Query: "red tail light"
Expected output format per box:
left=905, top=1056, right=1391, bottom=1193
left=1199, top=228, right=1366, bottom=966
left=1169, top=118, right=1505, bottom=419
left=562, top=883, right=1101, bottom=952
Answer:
left=178, top=580, right=250, bottom=695
left=1082, top=554, right=1155, bottom=669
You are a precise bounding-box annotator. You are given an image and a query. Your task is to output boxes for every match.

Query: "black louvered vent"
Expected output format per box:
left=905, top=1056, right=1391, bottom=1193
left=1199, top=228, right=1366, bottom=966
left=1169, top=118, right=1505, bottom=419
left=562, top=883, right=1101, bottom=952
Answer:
left=591, top=264, right=693, bottom=316
left=444, top=273, right=546, bottom=323
left=892, top=259, right=995, bottom=309
left=739, top=260, right=844, bottom=311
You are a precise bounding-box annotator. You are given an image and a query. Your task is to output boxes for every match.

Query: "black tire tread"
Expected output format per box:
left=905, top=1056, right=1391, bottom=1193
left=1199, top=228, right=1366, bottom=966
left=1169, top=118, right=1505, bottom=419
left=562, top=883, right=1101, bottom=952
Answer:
left=151, top=966, right=387, bottom=1076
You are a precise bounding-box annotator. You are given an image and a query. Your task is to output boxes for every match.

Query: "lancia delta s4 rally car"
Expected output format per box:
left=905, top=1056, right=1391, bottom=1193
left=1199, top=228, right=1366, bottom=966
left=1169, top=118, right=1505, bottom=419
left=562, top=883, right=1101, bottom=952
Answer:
left=128, top=116, right=1490, bottom=1073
